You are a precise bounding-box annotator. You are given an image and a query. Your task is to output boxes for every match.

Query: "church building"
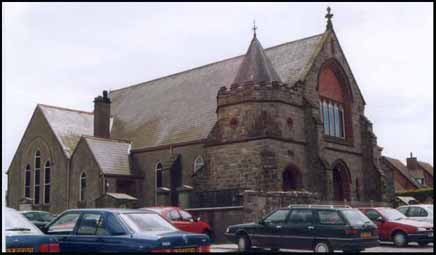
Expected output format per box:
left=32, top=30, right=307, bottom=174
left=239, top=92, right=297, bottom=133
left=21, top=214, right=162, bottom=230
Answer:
left=7, top=8, right=390, bottom=213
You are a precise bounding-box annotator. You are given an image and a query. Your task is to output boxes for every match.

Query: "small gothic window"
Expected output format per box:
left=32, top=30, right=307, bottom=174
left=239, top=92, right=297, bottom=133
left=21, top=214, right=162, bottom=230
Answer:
left=155, top=162, right=163, bottom=188
left=24, top=164, right=31, bottom=198
left=80, top=172, right=87, bottom=201
left=194, top=155, right=205, bottom=173
left=44, top=161, right=51, bottom=204
left=34, top=151, right=41, bottom=204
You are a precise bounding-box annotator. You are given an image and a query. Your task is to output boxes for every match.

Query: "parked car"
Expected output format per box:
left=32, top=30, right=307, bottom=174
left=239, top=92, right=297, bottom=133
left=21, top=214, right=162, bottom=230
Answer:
left=141, top=207, right=213, bottom=240
left=359, top=207, right=433, bottom=247
left=225, top=205, right=379, bottom=253
left=21, top=210, right=56, bottom=230
left=397, top=204, right=433, bottom=224
left=5, top=207, right=60, bottom=253
left=40, top=208, right=211, bottom=252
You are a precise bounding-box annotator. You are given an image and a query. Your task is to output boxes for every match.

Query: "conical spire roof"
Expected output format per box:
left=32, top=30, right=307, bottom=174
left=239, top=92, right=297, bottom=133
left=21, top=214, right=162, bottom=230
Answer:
left=233, top=35, right=282, bottom=85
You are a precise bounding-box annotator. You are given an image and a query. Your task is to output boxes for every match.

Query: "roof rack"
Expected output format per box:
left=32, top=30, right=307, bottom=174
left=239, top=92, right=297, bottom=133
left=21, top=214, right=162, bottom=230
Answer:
left=288, top=204, right=352, bottom=209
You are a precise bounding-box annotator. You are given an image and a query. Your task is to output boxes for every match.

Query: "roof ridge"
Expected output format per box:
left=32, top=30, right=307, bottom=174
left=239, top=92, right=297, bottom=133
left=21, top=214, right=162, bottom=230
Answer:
left=38, top=104, right=93, bottom=115
left=110, top=33, right=324, bottom=94
left=82, top=135, right=131, bottom=144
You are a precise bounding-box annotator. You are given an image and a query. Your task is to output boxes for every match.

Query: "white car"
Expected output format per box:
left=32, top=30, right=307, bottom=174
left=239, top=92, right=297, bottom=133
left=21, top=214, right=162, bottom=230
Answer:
left=397, top=204, right=433, bottom=224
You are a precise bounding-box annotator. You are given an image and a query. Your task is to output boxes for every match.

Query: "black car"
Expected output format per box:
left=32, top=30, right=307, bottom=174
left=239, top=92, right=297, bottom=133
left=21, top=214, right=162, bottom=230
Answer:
left=225, top=205, right=379, bottom=253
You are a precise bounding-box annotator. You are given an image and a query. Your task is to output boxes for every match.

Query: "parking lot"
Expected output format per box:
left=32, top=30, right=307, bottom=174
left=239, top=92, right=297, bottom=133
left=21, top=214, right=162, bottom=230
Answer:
left=211, top=242, right=434, bottom=253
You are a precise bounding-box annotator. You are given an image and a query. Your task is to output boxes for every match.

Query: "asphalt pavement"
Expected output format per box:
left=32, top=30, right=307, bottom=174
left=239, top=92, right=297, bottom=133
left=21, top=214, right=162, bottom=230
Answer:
left=211, top=242, right=434, bottom=253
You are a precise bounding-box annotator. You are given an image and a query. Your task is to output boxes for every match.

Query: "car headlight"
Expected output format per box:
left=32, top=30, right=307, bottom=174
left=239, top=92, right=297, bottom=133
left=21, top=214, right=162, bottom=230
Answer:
left=417, top=227, right=426, bottom=232
left=226, top=227, right=230, bottom=233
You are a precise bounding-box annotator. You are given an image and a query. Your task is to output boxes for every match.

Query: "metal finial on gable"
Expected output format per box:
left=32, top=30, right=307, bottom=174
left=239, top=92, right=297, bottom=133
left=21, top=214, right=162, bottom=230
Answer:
left=325, top=6, right=334, bottom=30
left=253, top=20, right=258, bottom=38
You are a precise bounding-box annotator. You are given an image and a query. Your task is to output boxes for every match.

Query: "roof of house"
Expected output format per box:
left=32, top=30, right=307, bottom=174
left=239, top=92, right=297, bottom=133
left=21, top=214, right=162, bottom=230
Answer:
left=382, top=156, right=421, bottom=188
left=418, top=161, right=433, bottom=177
left=109, top=33, right=326, bottom=149
left=38, top=104, right=94, bottom=158
left=83, top=136, right=131, bottom=176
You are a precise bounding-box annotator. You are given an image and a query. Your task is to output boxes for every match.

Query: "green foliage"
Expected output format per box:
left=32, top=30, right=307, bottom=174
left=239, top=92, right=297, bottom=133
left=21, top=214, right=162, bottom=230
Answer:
left=395, top=188, right=433, bottom=202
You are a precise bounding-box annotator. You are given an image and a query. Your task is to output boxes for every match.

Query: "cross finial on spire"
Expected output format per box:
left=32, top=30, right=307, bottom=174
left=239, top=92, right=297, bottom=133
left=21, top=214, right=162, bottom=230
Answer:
left=325, top=6, right=334, bottom=30
left=253, top=20, right=257, bottom=38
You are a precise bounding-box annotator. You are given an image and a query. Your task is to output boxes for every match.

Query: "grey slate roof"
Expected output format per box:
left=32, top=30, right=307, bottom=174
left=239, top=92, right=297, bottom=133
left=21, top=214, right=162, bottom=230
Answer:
left=110, top=33, right=325, bottom=149
left=39, top=104, right=94, bottom=158
left=38, top=104, right=113, bottom=158
left=84, top=136, right=131, bottom=176
left=233, top=35, right=282, bottom=85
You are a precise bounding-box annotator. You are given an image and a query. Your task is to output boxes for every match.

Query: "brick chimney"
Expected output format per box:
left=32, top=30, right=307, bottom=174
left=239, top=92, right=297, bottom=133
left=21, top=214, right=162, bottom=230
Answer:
left=93, top=90, right=111, bottom=139
left=406, top=152, right=418, bottom=170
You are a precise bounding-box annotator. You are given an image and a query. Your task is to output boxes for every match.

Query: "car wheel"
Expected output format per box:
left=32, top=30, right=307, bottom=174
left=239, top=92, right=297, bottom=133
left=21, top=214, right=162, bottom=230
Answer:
left=237, top=234, right=251, bottom=252
left=418, top=241, right=429, bottom=247
left=314, top=241, right=331, bottom=253
left=392, top=232, right=407, bottom=247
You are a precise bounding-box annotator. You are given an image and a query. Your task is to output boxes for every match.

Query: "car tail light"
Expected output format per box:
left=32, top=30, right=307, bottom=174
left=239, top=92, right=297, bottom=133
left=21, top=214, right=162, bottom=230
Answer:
left=344, top=229, right=359, bottom=235
left=198, top=245, right=211, bottom=252
left=39, top=243, right=60, bottom=252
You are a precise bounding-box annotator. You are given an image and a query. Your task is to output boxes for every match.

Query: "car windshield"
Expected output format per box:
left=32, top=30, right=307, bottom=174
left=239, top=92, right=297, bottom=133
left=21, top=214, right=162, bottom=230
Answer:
left=378, top=208, right=406, bottom=221
left=5, top=208, right=42, bottom=235
left=40, top=212, right=55, bottom=222
left=341, top=209, right=372, bottom=225
left=120, top=213, right=177, bottom=233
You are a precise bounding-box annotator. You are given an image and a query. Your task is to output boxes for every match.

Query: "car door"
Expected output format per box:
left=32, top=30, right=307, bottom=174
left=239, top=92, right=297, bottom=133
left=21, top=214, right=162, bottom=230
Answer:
left=254, top=209, right=290, bottom=248
left=314, top=209, right=348, bottom=243
left=45, top=212, right=81, bottom=252
left=364, top=209, right=388, bottom=240
left=282, top=209, right=315, bottom=250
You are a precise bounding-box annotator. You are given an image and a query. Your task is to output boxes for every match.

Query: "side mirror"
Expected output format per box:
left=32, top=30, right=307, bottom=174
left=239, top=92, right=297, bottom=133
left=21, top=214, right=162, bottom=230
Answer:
left=376, top=216, right=384, bottom=222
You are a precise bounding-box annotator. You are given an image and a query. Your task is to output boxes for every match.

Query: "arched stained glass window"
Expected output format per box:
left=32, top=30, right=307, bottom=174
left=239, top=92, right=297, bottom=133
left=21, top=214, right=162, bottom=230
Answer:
left=44, top=161, right=51, bottom=204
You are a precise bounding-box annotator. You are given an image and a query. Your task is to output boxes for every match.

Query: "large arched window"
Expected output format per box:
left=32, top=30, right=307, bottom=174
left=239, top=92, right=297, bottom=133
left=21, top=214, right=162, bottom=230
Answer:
left=44, top=161, right=51, bottom=204
left=155, top=162, right=163, bottom=188
left=24, top=164, right=31, bottom=198
left=319, top=60, right=352, bottom=140
left=193, top=155, right=205, bottom=173
left=34, top=151, right=41, bottom=204
left=80, top=172, right=86, bottom=201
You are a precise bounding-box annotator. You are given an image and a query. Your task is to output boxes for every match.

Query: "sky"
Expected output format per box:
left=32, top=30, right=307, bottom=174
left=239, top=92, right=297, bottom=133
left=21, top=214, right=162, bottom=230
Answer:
left=2, top=2, right=433, bottom=209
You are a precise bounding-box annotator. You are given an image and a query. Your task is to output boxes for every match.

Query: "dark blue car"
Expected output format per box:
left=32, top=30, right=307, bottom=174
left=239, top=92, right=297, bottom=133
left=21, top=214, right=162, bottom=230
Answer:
left=6, top=207, right=60, bottom=253
left=40, top=208, right=211, bottom=252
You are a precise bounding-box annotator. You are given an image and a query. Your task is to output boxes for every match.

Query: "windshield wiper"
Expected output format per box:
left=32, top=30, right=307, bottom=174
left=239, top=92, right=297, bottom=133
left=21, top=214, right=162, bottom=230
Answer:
left=6, top=228, right=31, bottom=231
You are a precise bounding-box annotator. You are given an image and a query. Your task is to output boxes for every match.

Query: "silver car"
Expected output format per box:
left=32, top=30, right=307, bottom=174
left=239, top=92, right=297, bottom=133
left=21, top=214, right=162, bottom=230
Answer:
left=397, top=204, right=433, bottom=224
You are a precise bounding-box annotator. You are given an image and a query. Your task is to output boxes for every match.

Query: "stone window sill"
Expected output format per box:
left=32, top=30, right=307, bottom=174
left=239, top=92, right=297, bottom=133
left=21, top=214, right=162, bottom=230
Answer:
left=324, top=135, right=354, bottom=147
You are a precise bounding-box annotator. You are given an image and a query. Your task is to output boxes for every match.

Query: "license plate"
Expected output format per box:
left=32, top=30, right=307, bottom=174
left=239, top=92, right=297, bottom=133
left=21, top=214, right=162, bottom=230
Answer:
left=360, top=232, right=371, bottom=238
left=172, top=247, right=196, bottom=252
left=428, top=232, right=433, bottom=237
left=6, top=247, right=34, bottom=253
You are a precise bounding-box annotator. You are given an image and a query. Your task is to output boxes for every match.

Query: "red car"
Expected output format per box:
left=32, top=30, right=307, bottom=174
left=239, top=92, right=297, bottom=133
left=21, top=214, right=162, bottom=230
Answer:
left=142, top=207, right=213, bottom=239
left=359, top=207, right=433, bottom=247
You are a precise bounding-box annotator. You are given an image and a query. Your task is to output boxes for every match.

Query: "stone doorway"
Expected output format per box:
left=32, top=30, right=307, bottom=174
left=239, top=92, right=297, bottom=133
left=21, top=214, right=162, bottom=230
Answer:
left=332, top=161, right=351, bottom=201
left=282, top=164, right=303, bottom=191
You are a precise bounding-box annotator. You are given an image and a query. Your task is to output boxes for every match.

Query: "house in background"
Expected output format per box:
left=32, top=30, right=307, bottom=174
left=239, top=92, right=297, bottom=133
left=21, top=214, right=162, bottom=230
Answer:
left=381, top=153, right=433, bottom=193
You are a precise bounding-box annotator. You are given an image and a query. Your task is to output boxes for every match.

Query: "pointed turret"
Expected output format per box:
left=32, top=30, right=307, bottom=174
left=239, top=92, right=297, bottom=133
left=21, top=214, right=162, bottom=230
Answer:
left=232, top=32, right=282, bottom=85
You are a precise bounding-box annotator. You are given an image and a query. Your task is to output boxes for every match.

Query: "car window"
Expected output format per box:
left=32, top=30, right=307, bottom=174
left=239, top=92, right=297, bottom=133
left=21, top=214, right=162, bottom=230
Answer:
left=364, top=209, right=381, bottom=222
left=408, top=207, right=428, bottom=217
left=288, top=209, right=313, bottom=224
left=77, top=213, right=109, bottom=236
left=24, top=212, right=37, bottom=221
left=120, top=213, right=177, bottom=233
left=341, top=209, right=372, bottom=225
left=106, top=213, right=126, bottom=235
left=397, top=207, right=409, bottom=216
left=39, top=212, right=55, bottom=222
left=317, top=210, right=345, bottom=225
left=179, top=210, right=193, bottom=221
left=47, top=213, right=80, bottom=234
left=264, top=209, right=290, bottom=224
left=168, top=210, right=182, bottom=221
